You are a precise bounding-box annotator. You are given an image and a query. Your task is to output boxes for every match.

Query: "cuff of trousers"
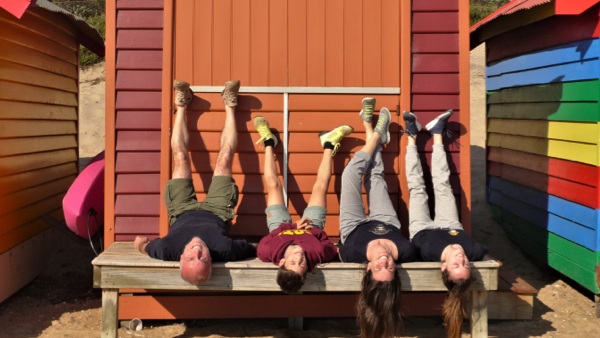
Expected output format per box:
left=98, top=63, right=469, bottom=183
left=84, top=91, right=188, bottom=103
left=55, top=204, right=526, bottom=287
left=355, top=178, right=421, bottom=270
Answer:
left=406, top=144, right=418, bottom=154
left=354, top=150, right=373, bottom=161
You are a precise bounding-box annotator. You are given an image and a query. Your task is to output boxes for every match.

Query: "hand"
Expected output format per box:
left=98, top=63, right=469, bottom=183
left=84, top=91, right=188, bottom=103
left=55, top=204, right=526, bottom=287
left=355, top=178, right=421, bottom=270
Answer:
left=295, top=217, right=314, bottom=230
left=134, top=236, right=148, bottom=251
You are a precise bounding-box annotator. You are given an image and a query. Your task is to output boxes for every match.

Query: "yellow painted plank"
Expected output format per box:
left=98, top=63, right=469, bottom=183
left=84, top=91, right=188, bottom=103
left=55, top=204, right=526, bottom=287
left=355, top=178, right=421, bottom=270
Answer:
left=0, top=208, right=61, bottom=255
left=487, top=133, right=598, bottom=166
left=0, top=120, right=77, bottom=138
left=0, top=60, right=77, bottom=93
left=0, top=19, right=78, bottom=64
left=0, top=81, right=77, bottom=106
left=0, top=175, right=74, bottom=216
left=0, top=149, right=76, bottom=177
left=0, top=135, right=77, bottom=157
left=0, top=101, right=77, bottom=120
left=0, top=163, right=77, bottom=196
left=0, top=40, right=77, bottom=79
left=487, top=119, right=598, bottom=144
left=0, top=9, right=77, bottom=49
left=0, top=192, right=65, bottom=237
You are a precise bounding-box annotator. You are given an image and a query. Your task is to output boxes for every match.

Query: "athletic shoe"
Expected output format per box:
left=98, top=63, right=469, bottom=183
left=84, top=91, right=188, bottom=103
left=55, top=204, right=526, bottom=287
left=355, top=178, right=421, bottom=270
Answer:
left=222, top=80, right=241, bottom=107
left=426, top=109, right=453, bottom=135
left=374, top=108, right=392, bottom=145
left=319, top=125, right=354, bottom=156
left=359, top=98, right=376, bottom=122
left=253, top=116, right=278, bottom=148
left=174, top=79, right=193, bottom=108
left=403, top=111, right=422, bottom=137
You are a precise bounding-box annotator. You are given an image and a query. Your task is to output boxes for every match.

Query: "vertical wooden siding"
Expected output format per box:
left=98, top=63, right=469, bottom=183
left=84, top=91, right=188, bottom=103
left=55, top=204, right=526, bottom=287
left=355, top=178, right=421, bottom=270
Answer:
left=0, top=9, right=79, bottom=254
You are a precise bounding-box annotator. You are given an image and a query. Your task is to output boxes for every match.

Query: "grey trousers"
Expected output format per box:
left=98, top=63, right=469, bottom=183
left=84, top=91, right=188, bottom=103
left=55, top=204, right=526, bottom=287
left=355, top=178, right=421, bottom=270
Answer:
left=339, top=146, right=401, bottom=244
left=406, top=144, right=463, bottom=239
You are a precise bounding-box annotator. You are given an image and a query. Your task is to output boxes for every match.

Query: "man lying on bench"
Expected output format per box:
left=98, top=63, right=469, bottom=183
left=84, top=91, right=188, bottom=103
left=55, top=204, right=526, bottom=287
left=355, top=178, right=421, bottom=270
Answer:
left=133, top=79, right=256, bottom=285
left=253, top=116, right=352, bottom=293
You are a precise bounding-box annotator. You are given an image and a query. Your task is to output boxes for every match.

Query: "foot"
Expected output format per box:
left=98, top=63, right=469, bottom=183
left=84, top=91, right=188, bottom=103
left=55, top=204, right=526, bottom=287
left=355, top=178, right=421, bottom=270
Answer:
left=374, top=108, right=392, bottom=145
left=403, top=111, right=422, bottom=137
left=254, top=116, right=278, bottom=148
left=319, top=125, right=354, bottom=156
left=426, top=109, right=453, bottom=135
left=174, top=79, right=193, bottom=108
left=360, top=98, right=376, bottom=122
left=222, top=80, right=241, bottom=107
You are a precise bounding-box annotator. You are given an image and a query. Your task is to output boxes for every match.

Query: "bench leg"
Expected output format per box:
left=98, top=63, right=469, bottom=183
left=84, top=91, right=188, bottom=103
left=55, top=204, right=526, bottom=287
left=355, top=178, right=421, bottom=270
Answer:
left=470, top=290, right=488, bottom=338
left=289, top=317, right=303, bottom=330
left=102, top=289, right=119, bottom=338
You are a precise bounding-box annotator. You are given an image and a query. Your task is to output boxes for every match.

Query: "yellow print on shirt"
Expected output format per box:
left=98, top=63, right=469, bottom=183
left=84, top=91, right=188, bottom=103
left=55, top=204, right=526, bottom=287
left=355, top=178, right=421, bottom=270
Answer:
left=278, top=229, right=313, bottom=236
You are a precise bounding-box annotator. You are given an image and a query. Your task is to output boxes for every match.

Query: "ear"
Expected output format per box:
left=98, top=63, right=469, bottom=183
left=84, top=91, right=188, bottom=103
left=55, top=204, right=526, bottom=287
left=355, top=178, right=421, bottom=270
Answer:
left=441, top=262, right=447, bottom=272
left=366, top=262, right=371, bottom=272
left=278, top=259, right=285, bottom=267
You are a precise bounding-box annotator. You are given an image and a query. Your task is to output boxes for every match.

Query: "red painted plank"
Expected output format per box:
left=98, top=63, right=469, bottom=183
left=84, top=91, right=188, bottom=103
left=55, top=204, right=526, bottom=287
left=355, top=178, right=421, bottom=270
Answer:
left=287, top=132, right=400, bottom=153
left=325, top=0, right=344, bottom=86
left=116, top=91, right=161, bottom=110
left=488, top=161, right=502, bottom=177
left=116, top=70, right=162, bottom=90
left=116, top=10, right=163, bottom=29
left=412, top=54, right=459, bottom=73
left=116, top=131, right=161, bottom=151
left=412, top=74, right=460, bottom=94
left=288, top=0, right=308, bottom=86
left=116, top=174, right=161, bottom=194
left=413, top=0, right=458, bottom=11
left=190, top=153, right=283, bottom=175
left=187, top=93, right=283, bottom=112
left=116, top=50, right=163, bottom=69
left=116, top=30, right=163, bottom=49
left=288, top=94, right=399, bottom=111
left=191, top=174, right=275, bottom=193
left=116, top=0, right=163, bottom=9
left=250, top=0, right=269, bottom=86
left=289, top=153, right=399, bottom=174
left=230, top=215, right=269, bottom=236
left=412, top=34, right=459, bottom=53
left=415, top=131, right=461, bottom=152
left=412, top=12, right=459, bottom=33
left=412, top=95, right=460, bottom=110
left=285, top=193, right=399, bottom=215
left=115, top=216, right=160, bottom=234
left=115, top=194, right=161, bottom=216
left=187, top=112, right=284, bottom=132
left=411, top=111, right=461, bottom=129
left=116, top=111, right=161, bottom=130
left=116, top=152, right=161, bottom=173
left=187, top=132, right=284, bottom=153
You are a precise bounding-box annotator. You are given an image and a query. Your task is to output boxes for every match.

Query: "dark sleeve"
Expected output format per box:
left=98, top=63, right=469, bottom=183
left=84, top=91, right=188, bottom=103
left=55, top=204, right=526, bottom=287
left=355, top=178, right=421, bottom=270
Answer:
left=339, top=243, right=353, bottom=262
left=145, top=238, right=167, bottom=260
left=230, top=239, right=257, bottom=261
left=470, top=243, right=488, bottom=261
left=396, top=239, right=419, bottom=263
left=257, top=234, right=274, bottom=262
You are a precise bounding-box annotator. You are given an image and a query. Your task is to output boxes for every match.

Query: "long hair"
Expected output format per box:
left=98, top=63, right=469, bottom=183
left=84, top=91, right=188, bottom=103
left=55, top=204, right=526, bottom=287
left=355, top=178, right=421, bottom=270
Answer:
left=356, top=268, right=403, bottom=338
left=441, top=269, right=474, bottom=338
left=276, top=266, right=305, bottom=293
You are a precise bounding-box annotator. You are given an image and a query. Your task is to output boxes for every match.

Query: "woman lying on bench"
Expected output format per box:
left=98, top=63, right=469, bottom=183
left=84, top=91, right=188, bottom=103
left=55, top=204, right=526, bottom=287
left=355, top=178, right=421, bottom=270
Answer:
left=403, top=110, right=488, bottom=338
left=338, top=99, right=418, bottom=338
left=254, top=116, right=352, bottom=293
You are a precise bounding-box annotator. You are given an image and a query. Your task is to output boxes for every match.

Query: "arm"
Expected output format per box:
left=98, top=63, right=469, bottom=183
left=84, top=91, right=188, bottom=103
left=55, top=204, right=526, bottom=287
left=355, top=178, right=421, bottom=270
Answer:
left=134, top=236, right=149, bottom=255
left=231, top=239, right=257, bottom=260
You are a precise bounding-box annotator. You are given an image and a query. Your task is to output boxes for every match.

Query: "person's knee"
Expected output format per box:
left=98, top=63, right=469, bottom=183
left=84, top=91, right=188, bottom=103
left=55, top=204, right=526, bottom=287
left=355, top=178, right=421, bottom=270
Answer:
left=266, top=176, right=281, bottom=191
left=173, top=148, right=190, bottom=165
left=216, top=146, right=234, bottom=168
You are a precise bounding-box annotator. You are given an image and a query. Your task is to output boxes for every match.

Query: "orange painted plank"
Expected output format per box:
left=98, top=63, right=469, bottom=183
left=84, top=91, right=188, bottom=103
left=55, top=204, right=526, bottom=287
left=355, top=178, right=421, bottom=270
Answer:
left=0, top=10, right=76, bottom=49
left=0, top=101, right=76, bottom=120
left=459, top=0, right=471, bottom=233
left=116, top=50, right=163, bottom=69
left=325, top=0, right=344, bottom=86
left=412, top=54, right=459, bottom=73
left=115, top=70, right=162, bottom=90
left=0, top=175, right=73, bottom=216
left=412, top=74, right=460, bottom=94
left=191, top=174, right=279, bottom=193
left=250, top=0, right=269, bottom=86
left=0, top=81, right=77, bottom=106
left=269, top=0, right=288, bottom=86
left=0, top=135, right=76, bottom=157
left=115, top=91, right=162, bottom=110
left=0, top=208, right=62, bottom=255
left=212, top=0, right=232, bottom=85
left=412, top=12, right=459, bottom=33
left=104, top=0, right=116, bottom=247
left=232, top=0, right=251, bottom=85
left=187, top=93, right=283, bottom=112
left=116, top=131, right=161, bottom=151
left=288, top=174, right=399, bottom=193
left=0, top=163, right=76, bottom=196
left=115, top=194, right=161, bottom=216
left=116, top=174, right=161, bottom=194
left=193, top=0, right=212, bottom=85
left=307, top=0, right=326, bottom=86
left=190, top=152, right=284, bottom=175
left=0, top=149, right=76, bottom=178
left=288, top=94, right=399, bottom=111
left=288, top=153, right=398, bottom=174
left=174, top=0, right=193, bottom=83
left=115, top=152, right=161, bottom=173
left=362, top=0, right=383, bottom=87
left=287, top=193, right=399, bottom=215
left=382, top=0, right=401, bottom=87
left=0, top=193, right=65, bottom=237
left=412, top=33, right=459, bottom=53
left=0, top=120, right=76, bottom=138
left=115, top=111, right=162, bottom=130
left=288, top=0, right=308, bottom=86
left=116, top=10, right=163, bottom=29
left=187, top=112, right=284, bottom=132
left=343, top=0, right=363, bottom=86
left=230, top=214, right=269, bottom=236
left=0, top=59, right=76, bottom=93
left=187, top=132, right=284, bottom=153
left=116, top=30, right=163, bottom=49
left=288, top=132, right=400, bottom=153
left=115, top=217, right=160, bottom=234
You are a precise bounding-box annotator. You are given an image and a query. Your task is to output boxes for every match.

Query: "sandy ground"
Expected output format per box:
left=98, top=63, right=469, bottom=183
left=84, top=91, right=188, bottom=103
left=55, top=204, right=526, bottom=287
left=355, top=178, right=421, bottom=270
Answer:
left=1, top=47, right=600, bottom=337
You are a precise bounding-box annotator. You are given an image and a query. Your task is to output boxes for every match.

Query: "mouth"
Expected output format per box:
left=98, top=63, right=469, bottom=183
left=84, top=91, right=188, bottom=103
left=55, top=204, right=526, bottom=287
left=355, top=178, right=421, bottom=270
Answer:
left=378, top=255, right=388, bottom=260
left=191, top=245, right=201, bottom=250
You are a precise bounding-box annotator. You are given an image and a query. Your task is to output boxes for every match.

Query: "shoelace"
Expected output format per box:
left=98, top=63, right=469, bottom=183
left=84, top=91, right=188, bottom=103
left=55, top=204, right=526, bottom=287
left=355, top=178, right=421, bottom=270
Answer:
left=331, top=143, right=341, bottom=156
left=375, top=115, right=387, bottom=131
left=363, top=105, right=374, bottom=118
left=325, top=129, right=347, bottom=156
left=255, top=124, right=273, bottom=149
left=442, top=129, right=453, bottom=138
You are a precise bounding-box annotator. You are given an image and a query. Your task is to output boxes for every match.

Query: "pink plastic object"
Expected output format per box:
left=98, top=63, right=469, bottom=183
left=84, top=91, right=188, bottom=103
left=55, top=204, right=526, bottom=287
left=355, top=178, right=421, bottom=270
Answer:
left=63, top=151, right=105, bottom=238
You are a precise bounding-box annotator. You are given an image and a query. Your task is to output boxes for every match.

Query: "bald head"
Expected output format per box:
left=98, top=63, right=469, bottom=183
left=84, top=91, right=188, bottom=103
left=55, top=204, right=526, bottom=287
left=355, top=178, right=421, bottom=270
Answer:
left=179, top=237, right=212, bottom=285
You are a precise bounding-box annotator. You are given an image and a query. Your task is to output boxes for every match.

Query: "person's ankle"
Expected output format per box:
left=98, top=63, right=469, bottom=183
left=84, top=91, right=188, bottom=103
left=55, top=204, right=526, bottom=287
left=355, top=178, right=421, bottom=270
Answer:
left=264, top=138, right=275, bottom=148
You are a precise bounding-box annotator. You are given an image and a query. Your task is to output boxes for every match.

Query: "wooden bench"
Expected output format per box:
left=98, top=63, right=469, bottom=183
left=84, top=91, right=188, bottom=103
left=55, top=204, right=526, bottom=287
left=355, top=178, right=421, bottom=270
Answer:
left=93, top=242, right=500, bottom=338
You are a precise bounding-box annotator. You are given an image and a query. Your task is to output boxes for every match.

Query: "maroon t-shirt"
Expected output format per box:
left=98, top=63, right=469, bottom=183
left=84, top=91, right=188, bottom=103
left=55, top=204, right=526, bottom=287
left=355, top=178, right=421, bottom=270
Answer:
left=257, top=223, right=338, bottom=272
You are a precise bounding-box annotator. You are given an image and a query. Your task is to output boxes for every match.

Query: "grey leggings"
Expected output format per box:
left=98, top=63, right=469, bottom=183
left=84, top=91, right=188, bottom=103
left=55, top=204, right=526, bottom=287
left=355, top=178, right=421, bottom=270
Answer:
left=406, top=144, right=463, bottom=239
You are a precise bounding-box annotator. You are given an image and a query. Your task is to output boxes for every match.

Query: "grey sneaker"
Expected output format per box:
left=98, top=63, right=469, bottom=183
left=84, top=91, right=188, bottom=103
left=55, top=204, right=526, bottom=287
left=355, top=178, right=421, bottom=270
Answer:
left=426, top=109, right=453, bottom=135
left=374, top=108, right=392, bottom=145
left=222, top=80, right=241, bottom=107
left=359, top=98, right=376, bottom=122
left=403, top=111, right=422, bottom=137
left=174, top=79, right=193, bottom=108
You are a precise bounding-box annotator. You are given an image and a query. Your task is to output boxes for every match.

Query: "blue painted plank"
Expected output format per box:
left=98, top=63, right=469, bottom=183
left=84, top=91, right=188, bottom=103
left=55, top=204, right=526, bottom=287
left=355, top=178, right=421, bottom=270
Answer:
left=487, top=59, right=600, bottom=91
left=487, top=38, right=600, bottom=77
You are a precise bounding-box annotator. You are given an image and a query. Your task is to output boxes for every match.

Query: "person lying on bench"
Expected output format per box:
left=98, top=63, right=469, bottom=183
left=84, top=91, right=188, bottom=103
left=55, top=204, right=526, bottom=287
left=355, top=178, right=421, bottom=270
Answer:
left=403, top=110, right=488, bottom=338
left=133, top=79, right=256, bottom=286
left=338, top=98, right=418, bottom=338
left=254, top=116, right=350, bottom=293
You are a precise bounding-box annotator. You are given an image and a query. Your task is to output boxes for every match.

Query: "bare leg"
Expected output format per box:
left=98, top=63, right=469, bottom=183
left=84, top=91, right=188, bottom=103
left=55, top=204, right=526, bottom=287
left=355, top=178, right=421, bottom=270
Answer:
left=361, top=133, right=381, bottom=156
left=265, top=145, right=285, bottom=207
left=307, top=149, right=334, bottom=209
left=213, top=105, right=237, bottom=177
left=364, top=120, right=373, bottom=141
left=172, top=106, right=192, bottom=179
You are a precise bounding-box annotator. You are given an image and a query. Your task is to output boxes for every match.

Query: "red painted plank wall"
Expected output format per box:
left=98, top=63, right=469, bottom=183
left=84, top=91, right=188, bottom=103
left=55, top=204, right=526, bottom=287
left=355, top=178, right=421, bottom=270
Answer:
left=113, top=0, right=165, bottom=241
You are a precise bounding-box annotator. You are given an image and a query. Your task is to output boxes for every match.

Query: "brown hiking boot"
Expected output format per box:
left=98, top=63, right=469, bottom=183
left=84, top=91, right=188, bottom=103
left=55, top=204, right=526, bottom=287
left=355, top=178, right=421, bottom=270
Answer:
left=222, top=80, right=241, bottom=107
left=174, top=79, right=193, bottom=108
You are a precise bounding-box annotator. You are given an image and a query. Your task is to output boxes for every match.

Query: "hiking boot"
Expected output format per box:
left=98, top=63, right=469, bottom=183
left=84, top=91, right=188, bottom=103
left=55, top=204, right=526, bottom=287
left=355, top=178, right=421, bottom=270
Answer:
left=174, top=79, right=193, bottom=108
left=222, top=80, right=241, bottom=107
left=254, top=116, right=278, bottom=148
left=319, top=125, right=354, bottom=156
left=374, top=108, right=392, bottom=145
left=403, top=111, right=422, bottom=137
left=359, top=98, right=376, bottom=122
left=426, top=109, right=453, bottom=135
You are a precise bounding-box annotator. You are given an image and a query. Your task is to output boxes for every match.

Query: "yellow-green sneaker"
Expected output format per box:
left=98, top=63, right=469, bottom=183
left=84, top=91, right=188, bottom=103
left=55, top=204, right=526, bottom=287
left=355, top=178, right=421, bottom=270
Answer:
left=319, top=125, right=354, bottom=156
left=253, top=116, right=278, bottom=148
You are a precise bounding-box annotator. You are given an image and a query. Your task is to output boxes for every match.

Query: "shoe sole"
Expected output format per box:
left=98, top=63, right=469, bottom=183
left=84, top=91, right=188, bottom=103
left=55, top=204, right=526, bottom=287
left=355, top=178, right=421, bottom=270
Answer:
left=425, top=110, right=453, bottom=131
left=254, top=116, right=278, bottom=147
left=318, top=125, right=354, bottom=146
left=360, top=98, right=376, bottom=122
left=378, top=108, right=391, bottom=145
left=173, top=80, right=194, bottom=113
left=223, top=80, right=241, bottom=107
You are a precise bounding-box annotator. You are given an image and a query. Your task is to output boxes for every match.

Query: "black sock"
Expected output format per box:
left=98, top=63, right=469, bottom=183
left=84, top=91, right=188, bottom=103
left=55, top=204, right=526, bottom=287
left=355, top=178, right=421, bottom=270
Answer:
left=324, top=142, right=335, bottom=150
left=264, top=139, right=275, bottom=148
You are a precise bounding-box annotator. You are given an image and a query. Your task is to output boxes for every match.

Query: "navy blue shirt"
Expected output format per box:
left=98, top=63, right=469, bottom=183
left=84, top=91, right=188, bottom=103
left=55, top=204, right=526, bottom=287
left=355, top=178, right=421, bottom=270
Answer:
left=412, top=229, right=487, bottom=262
left=339, top=222, right=418, bottom=263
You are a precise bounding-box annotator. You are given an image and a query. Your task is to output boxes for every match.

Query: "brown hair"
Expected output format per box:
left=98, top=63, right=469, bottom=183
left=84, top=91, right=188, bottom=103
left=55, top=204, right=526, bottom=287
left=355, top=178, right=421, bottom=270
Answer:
left=441, top=269, right=474, bottom=338
left=356, top=269, right=403, bottom=338
left=276, top=266, right=306, bottom=293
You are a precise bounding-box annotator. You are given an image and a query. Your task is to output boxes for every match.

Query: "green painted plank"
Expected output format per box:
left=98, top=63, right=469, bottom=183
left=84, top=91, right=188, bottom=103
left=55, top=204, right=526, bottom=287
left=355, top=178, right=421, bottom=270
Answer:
left=487, top=80, right=600, bottom=104
left=487, top=102, right=599, bottom=122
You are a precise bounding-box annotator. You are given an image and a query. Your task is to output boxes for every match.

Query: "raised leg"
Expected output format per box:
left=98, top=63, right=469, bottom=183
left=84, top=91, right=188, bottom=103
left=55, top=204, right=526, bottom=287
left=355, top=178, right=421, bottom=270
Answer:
left=364, top=145, right=400, bottom=228
left=172, top=106, right=192, bottom=179
left=101, top=289, right=119, bottom=338
left=405, top=144, right=433, bottom=239
left=213, top=105, right=237, bottom=177
left=470, top=290, right=488, bottom=338
left=306, top=149, right=333, bottom=210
